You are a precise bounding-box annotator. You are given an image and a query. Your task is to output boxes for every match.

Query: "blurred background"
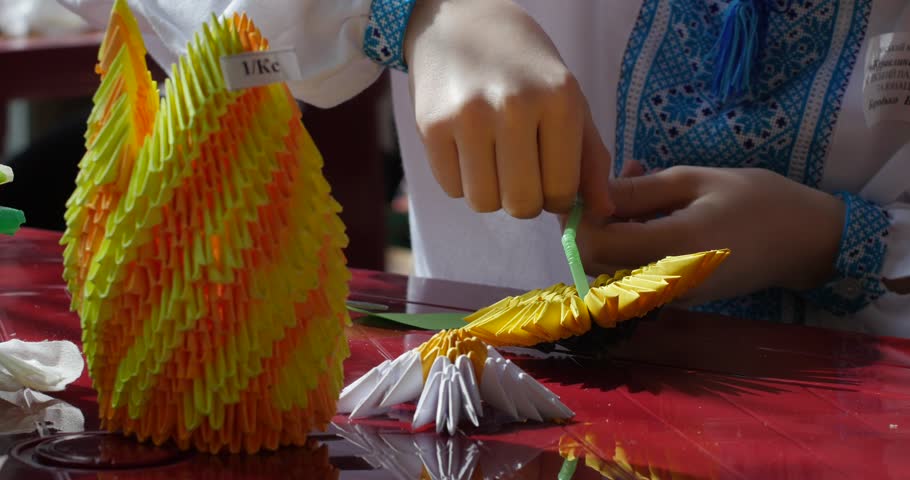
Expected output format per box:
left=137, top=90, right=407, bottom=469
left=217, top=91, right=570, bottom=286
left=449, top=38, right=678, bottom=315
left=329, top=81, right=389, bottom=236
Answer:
left=0, top=0, right=413, bottom=275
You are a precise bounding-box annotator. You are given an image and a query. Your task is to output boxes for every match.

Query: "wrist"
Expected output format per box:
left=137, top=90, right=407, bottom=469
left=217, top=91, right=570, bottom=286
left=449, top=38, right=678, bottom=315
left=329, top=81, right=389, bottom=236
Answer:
left=781, top=191, right=845, bottom=291
left=800, top=192, right=892, bottom=315
left=403, top=0, right=434, bottom=68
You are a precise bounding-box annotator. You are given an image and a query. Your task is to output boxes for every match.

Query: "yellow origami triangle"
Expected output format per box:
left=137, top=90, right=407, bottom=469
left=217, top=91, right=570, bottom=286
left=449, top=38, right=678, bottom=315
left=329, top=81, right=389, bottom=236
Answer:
left=61, top=1, right=350, bottom=454
left=464, top=284, right=590, bottom=347
left=417, top=329, right=487, bottom=379
left=586, top=249, right=729, bottom=327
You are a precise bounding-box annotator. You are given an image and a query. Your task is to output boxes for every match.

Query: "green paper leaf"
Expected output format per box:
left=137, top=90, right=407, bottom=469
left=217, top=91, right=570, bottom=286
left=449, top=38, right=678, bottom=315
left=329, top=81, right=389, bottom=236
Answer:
left=0, top=207, right=25, bottom=236
left=346, top=305, right=467, bottom=331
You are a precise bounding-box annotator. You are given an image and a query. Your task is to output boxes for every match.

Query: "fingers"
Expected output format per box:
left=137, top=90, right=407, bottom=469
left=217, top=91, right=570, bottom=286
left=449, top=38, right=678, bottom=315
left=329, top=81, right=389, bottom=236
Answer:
left=608, top=167, right=698, bottom=219
left=455, top=118, right=500, bottom=212
left=417, top=77, right=598, bottom=219
left=496, top=104, right=543, bottom=218
left=538, top=83, right=583, bottom=214
left=422, top=123, right=463, bottom=198
left=578, top=110, right=615, bottom=217
left=578, top=215, right=695, bottom=267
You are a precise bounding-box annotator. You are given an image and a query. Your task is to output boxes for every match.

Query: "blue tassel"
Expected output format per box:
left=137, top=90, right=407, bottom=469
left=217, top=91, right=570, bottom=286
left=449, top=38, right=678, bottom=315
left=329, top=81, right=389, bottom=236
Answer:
left=711, top=0, right=771, bottom=104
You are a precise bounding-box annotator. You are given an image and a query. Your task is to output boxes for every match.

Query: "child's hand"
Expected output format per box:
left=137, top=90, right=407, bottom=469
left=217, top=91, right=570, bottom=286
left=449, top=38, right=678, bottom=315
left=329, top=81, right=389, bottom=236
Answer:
left=576, top=166, right=846, bottom=304
left=404, top=0, right=613, bottom=219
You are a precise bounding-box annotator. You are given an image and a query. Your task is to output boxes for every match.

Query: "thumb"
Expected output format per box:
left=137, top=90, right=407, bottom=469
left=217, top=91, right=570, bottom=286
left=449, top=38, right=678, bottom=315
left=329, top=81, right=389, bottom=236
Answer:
left=578, top=110, right=615, bottom=217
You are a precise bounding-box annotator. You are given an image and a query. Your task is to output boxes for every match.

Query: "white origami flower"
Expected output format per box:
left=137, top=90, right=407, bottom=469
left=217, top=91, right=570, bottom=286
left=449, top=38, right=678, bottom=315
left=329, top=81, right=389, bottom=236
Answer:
left=338, top=330, right=573, bottom=435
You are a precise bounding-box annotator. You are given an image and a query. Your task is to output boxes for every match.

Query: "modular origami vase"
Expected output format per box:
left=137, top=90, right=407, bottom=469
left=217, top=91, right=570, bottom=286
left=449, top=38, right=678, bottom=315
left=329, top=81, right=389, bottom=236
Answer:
left=61, top=0, right=350, bottom=453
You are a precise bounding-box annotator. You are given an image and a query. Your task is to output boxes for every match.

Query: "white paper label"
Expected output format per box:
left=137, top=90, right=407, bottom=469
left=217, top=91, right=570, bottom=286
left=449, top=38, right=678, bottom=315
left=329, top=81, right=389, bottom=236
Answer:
left=863, top=32, right=910, bottom=127
left=220, top=48, right=302, bottom=91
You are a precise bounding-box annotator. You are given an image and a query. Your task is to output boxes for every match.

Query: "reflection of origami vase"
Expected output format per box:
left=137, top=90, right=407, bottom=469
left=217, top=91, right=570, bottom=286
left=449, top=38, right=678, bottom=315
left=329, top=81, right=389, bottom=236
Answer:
left=61, top=0, right=350, bottom=453
left=95, top=438, right=337, bottom=480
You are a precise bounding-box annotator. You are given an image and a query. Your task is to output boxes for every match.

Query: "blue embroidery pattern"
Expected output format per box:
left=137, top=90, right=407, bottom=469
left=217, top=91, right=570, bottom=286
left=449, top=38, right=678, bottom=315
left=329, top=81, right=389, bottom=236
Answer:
left=615, top=0, right=872, bottom=322
left=615, top=0, right=871, bottom=184
left=692, top=288, right=787, bottom=323
left=363, top=0, right=417, bottom=72
left=803, top=193, right=891, bottom=315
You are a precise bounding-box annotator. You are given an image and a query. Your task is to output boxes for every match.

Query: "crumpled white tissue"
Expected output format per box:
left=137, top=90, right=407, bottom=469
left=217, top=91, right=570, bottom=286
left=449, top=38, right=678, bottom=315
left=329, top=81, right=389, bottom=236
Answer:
left=0, top=339, right=85, bottom=448
left=0, top=389, right=85, bottom=434
left=0, top=339, right=84, bottom=392
left=0, top=0, right=88, bottom=37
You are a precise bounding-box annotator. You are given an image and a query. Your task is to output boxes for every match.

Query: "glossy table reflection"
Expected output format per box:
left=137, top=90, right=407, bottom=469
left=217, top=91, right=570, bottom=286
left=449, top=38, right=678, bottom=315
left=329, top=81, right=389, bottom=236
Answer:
left=2, top=228, right=910, bottom=479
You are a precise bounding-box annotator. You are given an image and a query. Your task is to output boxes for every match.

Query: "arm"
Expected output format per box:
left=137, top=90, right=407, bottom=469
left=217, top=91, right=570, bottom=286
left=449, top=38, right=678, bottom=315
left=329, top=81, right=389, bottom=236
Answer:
left=574, top=166, right=847, bottom=303
left=575, top=164, right=910, bottom=332
left=62, top=0, right=616, bottom=219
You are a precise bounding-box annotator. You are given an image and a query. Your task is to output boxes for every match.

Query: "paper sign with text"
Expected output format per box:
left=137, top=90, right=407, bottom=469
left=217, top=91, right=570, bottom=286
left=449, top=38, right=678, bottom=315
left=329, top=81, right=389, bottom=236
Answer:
left=864, top=32, right=910, bottom=126
left=220, top=48, right=302, bottom=91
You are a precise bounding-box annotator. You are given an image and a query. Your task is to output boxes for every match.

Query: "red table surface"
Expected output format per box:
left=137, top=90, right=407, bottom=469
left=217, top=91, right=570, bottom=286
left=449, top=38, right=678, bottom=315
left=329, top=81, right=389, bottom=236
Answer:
left=1, top=228, right=909, bottom=479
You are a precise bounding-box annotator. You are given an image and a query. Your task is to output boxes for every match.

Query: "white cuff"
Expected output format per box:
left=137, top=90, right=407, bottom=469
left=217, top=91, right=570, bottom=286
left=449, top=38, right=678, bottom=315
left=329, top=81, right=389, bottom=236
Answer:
left=881, top=202, right=910, bottom=280
left=846, top=202, right=910, bottom=338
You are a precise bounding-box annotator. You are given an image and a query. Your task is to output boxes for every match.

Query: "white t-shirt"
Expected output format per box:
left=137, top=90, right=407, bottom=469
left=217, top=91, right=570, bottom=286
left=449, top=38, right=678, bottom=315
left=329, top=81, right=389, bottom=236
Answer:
left=64, top=0, right=910, bottom=337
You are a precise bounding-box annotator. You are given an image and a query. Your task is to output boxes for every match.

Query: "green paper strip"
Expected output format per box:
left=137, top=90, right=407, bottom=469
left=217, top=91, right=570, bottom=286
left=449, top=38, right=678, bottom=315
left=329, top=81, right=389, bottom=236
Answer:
left=558, top=458, right=579, bottom=480
left=0, top=207, right=25, bottom=236
left=346, top=305, right=467, bottom=331
left=561, top=200, right=589, bottom=298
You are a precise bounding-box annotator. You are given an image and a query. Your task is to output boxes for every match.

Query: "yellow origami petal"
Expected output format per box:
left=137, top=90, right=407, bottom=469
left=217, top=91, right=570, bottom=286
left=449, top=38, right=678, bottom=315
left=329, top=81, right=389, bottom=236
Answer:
left=463, top=283, right=591, bottom=347
left=459, top=250, right=729, bottom=347
left=585, top=249, right=730, bottom=327
left=417, top=329, right=488, bottom=380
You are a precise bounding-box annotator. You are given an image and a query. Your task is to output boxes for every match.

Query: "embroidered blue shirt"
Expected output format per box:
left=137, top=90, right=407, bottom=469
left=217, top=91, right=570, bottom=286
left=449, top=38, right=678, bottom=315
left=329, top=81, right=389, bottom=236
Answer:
left=616, top=0, right=885, bottom=322
left=364, top=0, right=418, bottom=72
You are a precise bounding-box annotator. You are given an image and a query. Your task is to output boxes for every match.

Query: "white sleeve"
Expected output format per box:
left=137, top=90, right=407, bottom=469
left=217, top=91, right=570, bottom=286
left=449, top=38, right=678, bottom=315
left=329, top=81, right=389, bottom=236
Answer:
left=58, top=0, right=382, bottom=108
left=858, top=200, right=910, bottom=338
